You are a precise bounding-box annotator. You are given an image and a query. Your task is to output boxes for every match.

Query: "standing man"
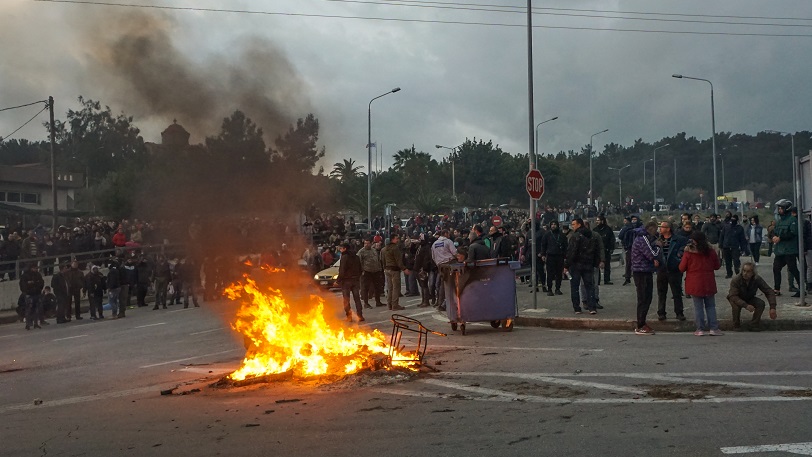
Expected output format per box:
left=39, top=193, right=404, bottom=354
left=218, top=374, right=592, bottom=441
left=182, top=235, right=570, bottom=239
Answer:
left=702, top=214, right=723, bottom=258
left=772, top=199, right=801, bottom=297
left=358, top=239, right=384, bottom=309
left=20, top=263, right=45, bottom=330
left=564, top=219, right=598, bottom=315
left=540, top=220, right=567, bottom=296
left=430, top=229, right=457, bottom=311
left=593, top=215, right=616, bottom=285
left=381, top=234, right=409, bottom=311
left=85, top=265, right=106, bottom=320
left=720, top=214, right=747, bottom=279
left=51, top=264, right=70, bottom=324
left=656, top=221, right=688, bottom=321
left=337, top=242, right=364, bottom=322
left=153, top=255, right=172, bottom=310
left=632, top=221, right=662, bottom=335
left=135, top=256, right=153, bottom=307
left=107, top=260, right=122, bottom=318
left=64, top=260, right=85, bottom=321
left=618, top=215, right=641, bottom=286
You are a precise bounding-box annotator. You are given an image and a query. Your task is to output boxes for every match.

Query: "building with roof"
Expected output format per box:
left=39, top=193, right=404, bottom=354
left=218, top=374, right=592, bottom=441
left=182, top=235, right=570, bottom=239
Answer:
left=0, top=164, right=84, bottom=212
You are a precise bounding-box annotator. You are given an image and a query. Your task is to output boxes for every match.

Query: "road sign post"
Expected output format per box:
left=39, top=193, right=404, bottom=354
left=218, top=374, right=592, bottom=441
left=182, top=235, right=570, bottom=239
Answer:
left=526, top=169, right=544, bottom=309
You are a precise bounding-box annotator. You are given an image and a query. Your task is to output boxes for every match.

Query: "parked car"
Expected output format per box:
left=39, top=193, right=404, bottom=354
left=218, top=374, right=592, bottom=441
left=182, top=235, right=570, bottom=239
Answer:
left=313, top=258, right=341, bottom=290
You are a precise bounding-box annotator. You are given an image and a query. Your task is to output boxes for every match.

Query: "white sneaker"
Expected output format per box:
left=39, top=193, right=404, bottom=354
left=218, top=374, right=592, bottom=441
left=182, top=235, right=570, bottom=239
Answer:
left=709, top=329, right=724, bottom=336
left=693, top=330, right=705, bottom=336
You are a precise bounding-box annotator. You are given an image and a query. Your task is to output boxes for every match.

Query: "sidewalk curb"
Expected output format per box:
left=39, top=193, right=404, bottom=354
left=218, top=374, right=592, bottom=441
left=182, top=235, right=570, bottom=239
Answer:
left=515, top=315, right=812, bottom=332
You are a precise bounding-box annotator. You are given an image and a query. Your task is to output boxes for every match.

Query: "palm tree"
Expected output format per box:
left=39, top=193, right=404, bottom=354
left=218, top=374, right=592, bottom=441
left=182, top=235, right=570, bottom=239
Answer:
left=329, top=158, right=363, bottom=182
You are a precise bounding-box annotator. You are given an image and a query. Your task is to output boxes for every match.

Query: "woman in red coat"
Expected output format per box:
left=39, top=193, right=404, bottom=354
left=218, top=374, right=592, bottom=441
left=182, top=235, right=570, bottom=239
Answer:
left=679, top=231, right=722, bottom=336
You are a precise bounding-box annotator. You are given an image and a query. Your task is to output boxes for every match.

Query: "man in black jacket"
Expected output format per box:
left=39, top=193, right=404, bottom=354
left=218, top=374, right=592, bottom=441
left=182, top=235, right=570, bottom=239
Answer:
left=540, top=220, right=567, bottom=296
left=720, top=214, right=747, bottom=279
left=564, top=219, right=599, bottom=314
left=337, top=242, right=364, bottom=322
left=593, top=215, right=616, bottom=285
left=51, top=264, right=70, bottom=323
left=20, top=263, right=45, bottom=330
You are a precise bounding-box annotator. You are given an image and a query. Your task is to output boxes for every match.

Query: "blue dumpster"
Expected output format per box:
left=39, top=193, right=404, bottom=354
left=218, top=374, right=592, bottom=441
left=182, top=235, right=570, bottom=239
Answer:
left=441, top=258, right=519, bottom=335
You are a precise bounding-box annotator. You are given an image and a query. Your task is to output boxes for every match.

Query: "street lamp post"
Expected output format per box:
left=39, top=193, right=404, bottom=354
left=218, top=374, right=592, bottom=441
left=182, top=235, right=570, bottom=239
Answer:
left=534, top=116, right=558, bottom=168
left=720, top=154, right=726, bottom=194
left=435, top=144, right=463, bottom=200
left=367, top=87, right=401, bottom=227
left=589, top=128, right=609, bottom=205
left=643, top=158, right=653, bottom=185
left=652, top=143, right=670, bottom=212
left=673, top=74, right=718, bottom=215
left=607, top=164, right=631, bottom=207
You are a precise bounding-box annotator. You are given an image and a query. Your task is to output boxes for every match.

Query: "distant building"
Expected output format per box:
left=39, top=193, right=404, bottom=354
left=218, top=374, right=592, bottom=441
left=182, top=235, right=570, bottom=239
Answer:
left=146, top=120, right=194, bottom=155
left=0, top=164, right=84, bottom=211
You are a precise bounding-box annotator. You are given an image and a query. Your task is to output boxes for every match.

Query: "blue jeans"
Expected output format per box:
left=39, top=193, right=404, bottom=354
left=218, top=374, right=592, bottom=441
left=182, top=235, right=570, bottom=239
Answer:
left=108, top=288, right=121, bottom=316
left=692, top=295, right=719, bottom=331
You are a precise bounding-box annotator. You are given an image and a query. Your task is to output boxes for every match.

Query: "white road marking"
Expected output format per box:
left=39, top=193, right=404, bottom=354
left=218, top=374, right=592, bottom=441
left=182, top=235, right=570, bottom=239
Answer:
left=168, top=308, right=194, bottom=313
left=365, top=309, right=437, bottom=326
left=620, top=373, right=807, bottom=391
left=190, top=328, right=223, bottom=335
left=428, top=345, right=604, bottom=352
left=52, top=334, right=89, bottom=342
left=178, top=367, right=235, bottom=375
left=430, top=373, right=646, bottom=395
left=139, top=349, right=241, bottom=368
left=0, top=335, right=19, bottom=339
left=134, top=322, right=166, bottom=329
left=378, top=381, right=812, bottom=405
left=0, top=385, right=162, bottom=414
left=721, top=442, right=812, bottom=455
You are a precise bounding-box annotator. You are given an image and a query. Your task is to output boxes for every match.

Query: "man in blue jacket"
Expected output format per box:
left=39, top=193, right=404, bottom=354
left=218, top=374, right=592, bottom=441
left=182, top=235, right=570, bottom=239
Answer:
left=656, top=221, right=688, bottom=321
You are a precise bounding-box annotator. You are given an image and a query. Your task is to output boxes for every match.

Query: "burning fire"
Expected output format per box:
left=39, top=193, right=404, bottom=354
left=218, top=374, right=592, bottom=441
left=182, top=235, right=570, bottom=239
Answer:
left=225, top=268, right=414, bottom=381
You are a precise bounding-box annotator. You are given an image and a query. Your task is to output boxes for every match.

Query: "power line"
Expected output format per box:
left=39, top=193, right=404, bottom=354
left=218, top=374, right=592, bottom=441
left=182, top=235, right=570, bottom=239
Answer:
left=0, top=100, right=48, bottom=113
left=32, top=0, right=812, bottom=37
left=0, top=105, right=49, bottom=143
left=323, top=0, right=812, bottom=28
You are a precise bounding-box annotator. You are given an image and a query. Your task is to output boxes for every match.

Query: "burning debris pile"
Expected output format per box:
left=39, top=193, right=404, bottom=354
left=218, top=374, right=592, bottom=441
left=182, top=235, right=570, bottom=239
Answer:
left=218, top=266, right=420, bottom=386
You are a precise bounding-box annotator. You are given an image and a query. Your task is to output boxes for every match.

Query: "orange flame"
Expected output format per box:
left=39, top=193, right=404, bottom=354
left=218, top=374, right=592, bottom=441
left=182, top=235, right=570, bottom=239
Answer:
left=225, top=270, right=413, bottom=381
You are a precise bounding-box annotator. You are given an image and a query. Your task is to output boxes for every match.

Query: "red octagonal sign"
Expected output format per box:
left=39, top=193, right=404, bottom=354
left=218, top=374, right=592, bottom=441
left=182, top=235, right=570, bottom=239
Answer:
left=526, top=169, right=544, bottom=200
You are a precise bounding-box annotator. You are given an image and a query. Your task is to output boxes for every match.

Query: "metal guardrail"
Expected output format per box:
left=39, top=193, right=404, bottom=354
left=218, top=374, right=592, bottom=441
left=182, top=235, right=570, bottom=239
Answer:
left=0, top=243, right=186, bottom=280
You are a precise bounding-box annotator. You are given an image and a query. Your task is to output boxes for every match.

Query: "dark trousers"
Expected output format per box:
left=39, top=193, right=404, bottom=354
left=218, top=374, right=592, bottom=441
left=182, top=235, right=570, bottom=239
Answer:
left=601, top=250, right=613, bottom=283
left=749, top=243, right=761, bottom=263
left=730, top=297, right=765, bottom=328
left=25, top=294, right=42, bottom=327
left=545, top=255, right=564, bottom=291
left=68, top=287, right=82, bottom=318
left=56, top=295, right=69, bottom=322
left=118, top=285, right=129, bottom=317
left=405, top=270, right=419, bottom=295
left=536, top=258, right=546, bottom=287
left=624, top=250, right=632, bottom=280
left=722, top=246, right=741, bottom=276
left=341, top=280, right=363, bottom=316
left=172, top=280, right=183, bottom=304
left=418, top=272, right=430, bottom=305
left=136, top=283, right=149, bottom=306
left=155, top=278, right=169, bottom=307
left=657, top=270, right=684, bottom=318
left=633, top=272, right=654, bottom=328
left=773, top=254, right=800, bottom=291
left=569, top=267, right=595, bottom=311
left=361, top=271, right=383, bottom=306
left=89, top=295, right=103, bottom=318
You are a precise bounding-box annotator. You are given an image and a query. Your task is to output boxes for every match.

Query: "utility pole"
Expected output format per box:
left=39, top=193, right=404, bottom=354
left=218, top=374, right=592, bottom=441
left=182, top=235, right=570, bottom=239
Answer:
left=48, top=96, right=58, bottom=231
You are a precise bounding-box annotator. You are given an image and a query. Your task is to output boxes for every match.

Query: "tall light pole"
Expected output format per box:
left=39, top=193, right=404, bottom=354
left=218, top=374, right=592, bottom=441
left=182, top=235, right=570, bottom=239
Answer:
left=526, top=0, right=539, bottom=309
left=652, top=143, right=670, bottom=212
left=367, top=87, right=401, bottom=226
left=589, top=128, right=609, bottom=205
left=643, top=158, right=653, bottom=185
left=607, top=164, right=631, bottom=207
left=534, top=116, right=558, bottom=168
left=673, top=74, right=718, bottom=215
left=435, top=144, right=462, bottom=200
left=720, top=153, right=726, bottom=194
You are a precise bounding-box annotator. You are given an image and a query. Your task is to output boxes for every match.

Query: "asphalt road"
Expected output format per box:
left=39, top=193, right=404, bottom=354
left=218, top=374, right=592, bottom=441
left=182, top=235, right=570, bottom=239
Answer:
left=2, top=291, right=812, bottom=457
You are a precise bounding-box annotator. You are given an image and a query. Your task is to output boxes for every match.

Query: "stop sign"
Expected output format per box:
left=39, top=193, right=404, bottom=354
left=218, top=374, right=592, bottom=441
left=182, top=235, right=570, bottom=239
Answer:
left=492, top=215, right=503, bottom=227
left=526, top=169, right=544, bottom=200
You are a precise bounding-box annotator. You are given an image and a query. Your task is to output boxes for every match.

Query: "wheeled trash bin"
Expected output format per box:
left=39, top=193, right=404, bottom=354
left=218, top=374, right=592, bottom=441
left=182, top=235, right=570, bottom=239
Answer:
left=440, top=258, right=519, bottom=335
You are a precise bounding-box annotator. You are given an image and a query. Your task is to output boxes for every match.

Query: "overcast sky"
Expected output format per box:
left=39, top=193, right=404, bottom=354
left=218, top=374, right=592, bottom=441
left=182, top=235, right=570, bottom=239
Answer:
left=2, top=0, right=811, bottom=172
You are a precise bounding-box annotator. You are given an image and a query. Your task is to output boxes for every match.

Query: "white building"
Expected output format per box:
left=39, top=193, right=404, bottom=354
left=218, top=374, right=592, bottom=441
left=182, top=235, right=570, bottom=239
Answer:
left=0, top=164, right=84, bottom=211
